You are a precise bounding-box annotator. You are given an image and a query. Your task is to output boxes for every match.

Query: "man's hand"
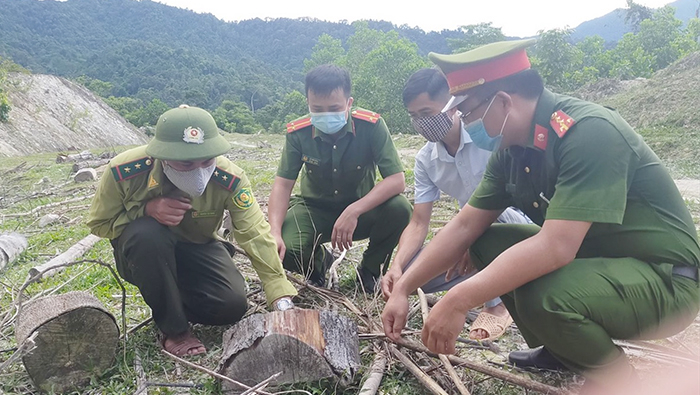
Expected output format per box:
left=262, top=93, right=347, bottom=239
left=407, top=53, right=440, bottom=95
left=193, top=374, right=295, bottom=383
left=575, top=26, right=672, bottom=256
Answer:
left=331, top=207, right=359, bottom=251
left=381, top=292, right=410, bottom=341
left=381, top=265, right=403, bottom=301
left=272, top=233, right=286, bottom=261
left=421, top=295, right=467, bottom=355
left=145, top=196, right=192, bottom=226
left=445, top=249, right=475, bottom=282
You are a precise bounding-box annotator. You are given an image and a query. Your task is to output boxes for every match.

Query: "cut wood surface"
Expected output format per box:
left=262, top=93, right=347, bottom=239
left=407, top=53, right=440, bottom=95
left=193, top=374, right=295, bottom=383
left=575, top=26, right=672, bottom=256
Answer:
left=218, top=308, right=360, bottom=391
left=15, top=291, right=119, bottom=394
left=28, top=233, right=101, bottom=280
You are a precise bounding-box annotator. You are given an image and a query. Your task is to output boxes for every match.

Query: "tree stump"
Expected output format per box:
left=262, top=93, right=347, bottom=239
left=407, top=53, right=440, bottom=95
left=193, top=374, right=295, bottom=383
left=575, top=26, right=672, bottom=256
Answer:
left=0, top=232, right=27, bottom=271
left=15, top=291, right=119, bottom=393
left=218, top=309, right=360, bottom=393
left=74, top=167, right=98, bottom=182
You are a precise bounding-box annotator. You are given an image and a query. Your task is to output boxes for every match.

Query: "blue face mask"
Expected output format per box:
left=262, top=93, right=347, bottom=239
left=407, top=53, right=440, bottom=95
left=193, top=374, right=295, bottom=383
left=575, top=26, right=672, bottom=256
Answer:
left=310, top=111, right=347, bottom=135
left=462, top=97, right=509, bottom=152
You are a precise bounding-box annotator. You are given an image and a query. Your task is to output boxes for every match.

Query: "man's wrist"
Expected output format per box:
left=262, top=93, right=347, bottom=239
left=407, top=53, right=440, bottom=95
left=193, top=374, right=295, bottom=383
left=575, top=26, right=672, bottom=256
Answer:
left=273, top=296, right=294, bottom=311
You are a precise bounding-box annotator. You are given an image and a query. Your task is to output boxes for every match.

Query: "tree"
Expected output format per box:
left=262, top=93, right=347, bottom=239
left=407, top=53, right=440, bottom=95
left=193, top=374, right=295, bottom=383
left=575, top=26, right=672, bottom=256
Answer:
left=447, top=23, right=505, bottom=53
left=212, top=100, right=262, bottom=134
left=255, top=90, right=308, bottom=133
left=624, top=0, right=653, bottom=33
left=352, top=31, right=430, bottom=133
left=530, top=28, right=585, bottom=92
left=303, top=34, right=346, bottom=72
left=74, top=76, right=113, bottom=97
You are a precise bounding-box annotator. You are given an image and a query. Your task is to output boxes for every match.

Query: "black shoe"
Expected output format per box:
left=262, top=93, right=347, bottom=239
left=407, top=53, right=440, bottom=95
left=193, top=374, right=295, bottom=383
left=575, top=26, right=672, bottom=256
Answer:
left=308, top=247, right=335, bottom=287
left=357, top=266, right=379, bottom=294
left=508, top=346, right=568, bottom=371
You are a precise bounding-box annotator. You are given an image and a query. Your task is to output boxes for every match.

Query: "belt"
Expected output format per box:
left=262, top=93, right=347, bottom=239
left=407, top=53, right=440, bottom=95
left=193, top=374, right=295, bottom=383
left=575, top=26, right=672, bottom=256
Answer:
left=672, top=265, right=699, bottom=281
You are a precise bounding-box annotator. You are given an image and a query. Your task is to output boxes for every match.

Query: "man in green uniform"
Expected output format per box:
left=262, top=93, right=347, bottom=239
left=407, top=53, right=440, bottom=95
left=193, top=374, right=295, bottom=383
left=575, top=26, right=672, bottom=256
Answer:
left=268, top=64, right=412, bottom=293
left=88, top=105, right=297, bottom=357
left=382, top=40, right=700, bottom=390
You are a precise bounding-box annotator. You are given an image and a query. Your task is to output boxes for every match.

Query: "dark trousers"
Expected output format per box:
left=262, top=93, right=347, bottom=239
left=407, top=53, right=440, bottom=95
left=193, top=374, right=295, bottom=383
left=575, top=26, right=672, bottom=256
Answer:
left=281, top=195, right=412, bottom=279
left=470, top=224, right=700, bottom=375
left=112, top=217, right=248, bottom=336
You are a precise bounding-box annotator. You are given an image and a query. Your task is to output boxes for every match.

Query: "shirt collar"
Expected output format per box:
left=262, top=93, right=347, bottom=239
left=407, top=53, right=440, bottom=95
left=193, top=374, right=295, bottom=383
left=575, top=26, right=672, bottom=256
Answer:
left=430, top=125, right=474, bottom=161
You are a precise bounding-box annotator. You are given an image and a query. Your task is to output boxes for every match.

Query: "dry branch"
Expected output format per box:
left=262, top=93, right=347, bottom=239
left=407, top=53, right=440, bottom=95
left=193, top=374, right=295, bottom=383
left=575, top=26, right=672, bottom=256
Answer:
left=2, top=195, right=94, bottom=218
left=417, top=288, right=471, bottom=395
left=392, top=337, right=568, bottom=395
left=28, top=234, right=101, bottom=280
left=161, top=349, right=273, bottom=395
left=389, top=345, right=449, bottom=395
left=72, top=159, right=110, bottom=172
left=358, top=348, right=387, bottom=395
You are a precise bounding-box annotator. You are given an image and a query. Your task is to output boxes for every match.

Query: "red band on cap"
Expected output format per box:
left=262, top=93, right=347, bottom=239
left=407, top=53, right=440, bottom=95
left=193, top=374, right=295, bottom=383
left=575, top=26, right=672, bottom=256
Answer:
left=445, top=50, right=531, bottom=95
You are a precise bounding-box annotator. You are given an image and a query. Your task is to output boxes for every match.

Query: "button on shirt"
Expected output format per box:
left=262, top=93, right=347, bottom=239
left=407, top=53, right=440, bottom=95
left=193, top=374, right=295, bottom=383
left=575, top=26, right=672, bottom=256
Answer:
left=414, top=126, right=529, bottom=224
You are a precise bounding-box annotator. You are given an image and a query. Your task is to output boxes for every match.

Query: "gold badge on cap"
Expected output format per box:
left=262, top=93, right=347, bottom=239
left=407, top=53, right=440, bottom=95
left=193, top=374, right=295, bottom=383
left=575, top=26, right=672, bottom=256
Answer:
left=183, top=127, right=205, bottom=144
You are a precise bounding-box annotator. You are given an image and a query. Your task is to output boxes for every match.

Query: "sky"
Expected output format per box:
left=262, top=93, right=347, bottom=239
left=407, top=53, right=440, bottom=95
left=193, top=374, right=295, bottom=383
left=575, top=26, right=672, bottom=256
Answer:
left=154, top=0, right=675, bottom=37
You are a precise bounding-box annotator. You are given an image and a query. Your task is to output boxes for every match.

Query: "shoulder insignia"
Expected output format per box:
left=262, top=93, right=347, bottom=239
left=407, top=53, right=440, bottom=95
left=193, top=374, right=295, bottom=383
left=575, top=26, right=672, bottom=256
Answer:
left=550, top=110, right=576, bottom=138
left=111, top=157, right=153, bottom=182
left=286, top=117, right=312, bottom=133
left=211, top=166, right=240, bottom=191
left=351, top=109, right=380, bottom=124
left=534, top=125, right=548, bottom=150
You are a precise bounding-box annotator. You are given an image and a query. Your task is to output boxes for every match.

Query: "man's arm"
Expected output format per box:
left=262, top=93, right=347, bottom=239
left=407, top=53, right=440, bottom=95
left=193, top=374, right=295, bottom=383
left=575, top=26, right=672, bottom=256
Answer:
left=381, top=201, right=432, bottom=299
left=227, top=174, right=298, bottom=306
left=331, top=171, right=405, bottom=250
left=420, top=218, right=591, bottom=354
left=268, top=176, right=295, bottom=259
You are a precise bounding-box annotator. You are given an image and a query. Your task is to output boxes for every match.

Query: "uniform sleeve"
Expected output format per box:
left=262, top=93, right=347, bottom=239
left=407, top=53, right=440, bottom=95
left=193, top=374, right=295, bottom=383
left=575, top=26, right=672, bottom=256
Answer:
left=413, top=154, right=440, bottom=205
left=226, top=172, right=297, bottom=304
left=370, top=118, right=404, bottom=178
left=546, top=118, right=636, bottom=223
left=86, top=168, right=147, bottom=240
left=276, top=132, right=304, bottom=180
left=468, top=152, right=512, bottom=210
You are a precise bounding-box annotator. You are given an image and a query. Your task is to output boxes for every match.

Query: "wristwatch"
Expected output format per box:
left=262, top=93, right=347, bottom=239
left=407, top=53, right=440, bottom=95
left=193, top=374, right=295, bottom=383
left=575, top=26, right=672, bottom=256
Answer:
left=274, top=297, right=294, bottom=311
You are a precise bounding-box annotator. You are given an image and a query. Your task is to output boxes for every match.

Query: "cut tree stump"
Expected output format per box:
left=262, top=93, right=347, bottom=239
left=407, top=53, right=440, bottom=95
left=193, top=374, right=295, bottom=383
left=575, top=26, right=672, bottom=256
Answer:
left=0, top=232, right=28, bottom=271
left=218, top=309, right=360, bottom=392
left=15, top=291, right=119, bottom=393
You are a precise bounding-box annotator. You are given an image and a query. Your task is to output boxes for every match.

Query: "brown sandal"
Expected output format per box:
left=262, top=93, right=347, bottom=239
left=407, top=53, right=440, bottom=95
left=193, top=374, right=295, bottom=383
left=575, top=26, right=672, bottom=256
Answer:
left=159, top=331, right=206, bottom=357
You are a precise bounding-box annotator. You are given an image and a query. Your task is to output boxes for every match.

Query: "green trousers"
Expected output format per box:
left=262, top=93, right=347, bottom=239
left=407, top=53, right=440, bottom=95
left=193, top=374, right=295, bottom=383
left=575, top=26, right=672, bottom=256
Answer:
left=281, top=195, right=412, bottom=279
left=470, top=224, right=700, bottom=374
left=112, top=217, right=248, bottom=336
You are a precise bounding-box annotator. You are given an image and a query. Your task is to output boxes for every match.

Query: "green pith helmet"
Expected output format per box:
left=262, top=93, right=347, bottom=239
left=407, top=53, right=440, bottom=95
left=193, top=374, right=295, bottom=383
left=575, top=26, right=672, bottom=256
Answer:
left=146, top=105, right=231, bottom=161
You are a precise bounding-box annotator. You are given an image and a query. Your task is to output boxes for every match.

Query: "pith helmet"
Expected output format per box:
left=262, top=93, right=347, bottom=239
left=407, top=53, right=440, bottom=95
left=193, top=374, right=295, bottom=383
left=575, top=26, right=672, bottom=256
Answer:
left=146, top=105, right=231, bottom=161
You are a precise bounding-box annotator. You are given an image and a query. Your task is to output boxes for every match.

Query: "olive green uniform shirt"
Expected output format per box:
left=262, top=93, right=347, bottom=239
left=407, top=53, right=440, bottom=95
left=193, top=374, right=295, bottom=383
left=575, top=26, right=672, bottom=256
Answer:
left=87, top=146, right=297, bottom=303
left=277, top=110, right=404, bottom=205
left=469, top=89, right=700, bottom=280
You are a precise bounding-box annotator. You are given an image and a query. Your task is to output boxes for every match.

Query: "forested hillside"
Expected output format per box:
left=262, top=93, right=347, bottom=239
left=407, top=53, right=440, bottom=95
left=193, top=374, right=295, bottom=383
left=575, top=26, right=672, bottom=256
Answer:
left=0, top=0, right=460, bottom=111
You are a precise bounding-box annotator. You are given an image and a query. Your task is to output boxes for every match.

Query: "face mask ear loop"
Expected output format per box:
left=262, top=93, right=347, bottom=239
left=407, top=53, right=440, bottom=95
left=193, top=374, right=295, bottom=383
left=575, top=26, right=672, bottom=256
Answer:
left=499, top=112, right=510, bottom=138
left=481, top=95, right=497, bottom=122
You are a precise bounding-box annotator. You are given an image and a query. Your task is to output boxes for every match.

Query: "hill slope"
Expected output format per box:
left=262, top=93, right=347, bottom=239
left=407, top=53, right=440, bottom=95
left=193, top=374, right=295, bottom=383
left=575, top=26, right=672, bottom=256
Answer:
left=0, top=72, right=148, bottom=157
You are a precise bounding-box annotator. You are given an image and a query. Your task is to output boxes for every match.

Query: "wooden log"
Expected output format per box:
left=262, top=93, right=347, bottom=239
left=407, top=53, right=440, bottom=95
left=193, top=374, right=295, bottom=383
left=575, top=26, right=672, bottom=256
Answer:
left=218, top=309, right=360, bottom=392
left=72, top=158, right=110, bottom=173
left=0, top=232, right=28, bottom=271
left=74, top=168, right=98, bottom=182
left=15, top=291, right=119, bottom=393
left=28, top=234, right=101, bottom=280
left=55, top=151, right=94, bottom=163
left=358, top=348, right=387, bottom=395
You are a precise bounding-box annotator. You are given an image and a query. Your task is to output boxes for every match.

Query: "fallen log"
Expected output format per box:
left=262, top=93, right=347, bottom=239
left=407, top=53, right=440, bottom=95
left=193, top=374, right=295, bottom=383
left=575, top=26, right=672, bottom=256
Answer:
left=56, top=151, right=94, bottom=163
left=0, top=233, right=28, bottom=271
left=218, top=308, right=360, bottom=392
left=28, top=234, right=101, bottom=280
left=72, top=159, right=110, bottom=173
left=15, top=291, right=119, bottom=393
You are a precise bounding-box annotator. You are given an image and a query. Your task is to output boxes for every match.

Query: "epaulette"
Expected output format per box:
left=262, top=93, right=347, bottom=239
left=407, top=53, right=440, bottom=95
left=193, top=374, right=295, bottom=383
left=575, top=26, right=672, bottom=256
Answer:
left=211, top=166, right=240, bottom=191
left=111, top=157, right=153, bottom=182
left=550, top=110, right=576, bottom=138
left=351, top=109, right=380, bottom=124
left=286, top=116, right=312, bottom=133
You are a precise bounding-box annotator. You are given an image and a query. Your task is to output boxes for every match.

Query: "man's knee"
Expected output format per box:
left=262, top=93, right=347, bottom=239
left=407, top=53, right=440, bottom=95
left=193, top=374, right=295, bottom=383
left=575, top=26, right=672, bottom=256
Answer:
left=382, top=195, right=412, bottom=229
left=189, top=290, right=248, bottom=326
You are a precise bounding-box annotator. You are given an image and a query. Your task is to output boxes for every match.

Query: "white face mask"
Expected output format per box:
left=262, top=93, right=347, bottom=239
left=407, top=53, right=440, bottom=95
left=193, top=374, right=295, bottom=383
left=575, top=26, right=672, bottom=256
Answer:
left=163, top=162, right=216, bottom=197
